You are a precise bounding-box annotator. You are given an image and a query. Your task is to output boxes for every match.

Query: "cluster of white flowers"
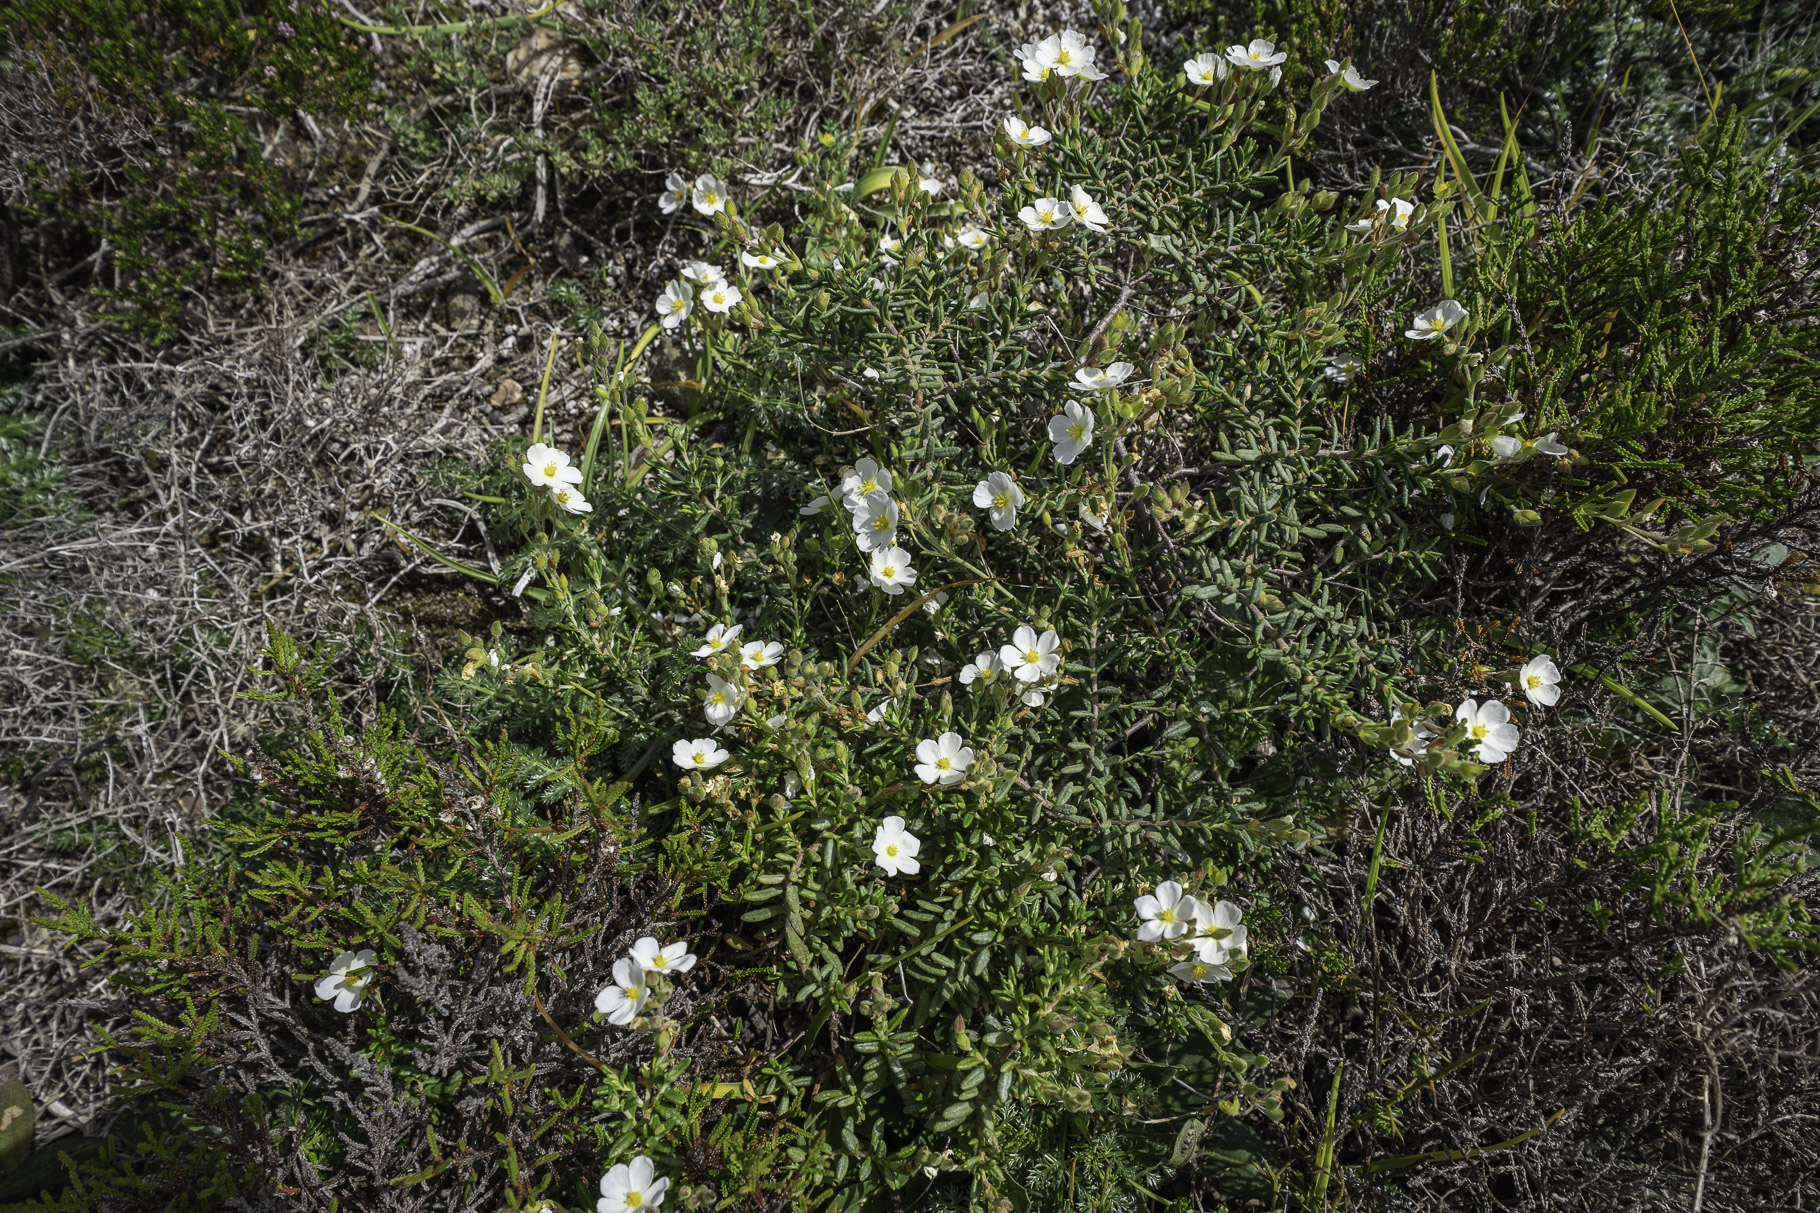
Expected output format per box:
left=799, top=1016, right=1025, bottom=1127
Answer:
left=597, top=1154, right=670, bottom=1212
left=964, top=624, right=1062, bottom=708
left=1134, top=882, right=1250, bottom=983
left=658, top=170, right=728, bottom=218
left=1392, top=655, right=1565, bottom=768
left=314, top=948, right=379, bottom=1013
left=1016, top=29, right=1108, bottom=82
left=1019, top=183, right=1110, bottom=234
left=522, top=442, right=595, bottom=515
left=594, top=935, right=697, bottom=1026
left=654, top=259, right=743, bottom=330
left=666, top=621, right=794, bottom=772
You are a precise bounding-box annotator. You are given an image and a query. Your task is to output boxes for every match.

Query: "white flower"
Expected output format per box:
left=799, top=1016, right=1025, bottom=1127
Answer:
left=672, top=737, right=730, bottom=770
left=1188, top=898, right=1248, bottom=964
left=656, top=280, right=693, bottom=329
left=878, top=233, right=902, bottom=264
left=783, top=770, right=801, bottom=797
left=840, top=458, right=893, bottom=509
left=1020, top=687, right=1047, bottom=707
left=593, top=958, right=650, bottom=1026
left=1455, top=697, right=1520, bottom=763
left=680, top=260, right=726, bottom=286
left=1406, top=299, right=1468, bottom=341
left=1518, top=654, right=1562, bottom=706
left=851, top=491, right=900, bottom=552
left=1440, top=512, right=1456, bottom=529
left=1324, top=59, right=1378, bottom=90
left=913, top=732, right=974, bottom=785
left=1071, top=362, right=1133, bottom=391
left=598, top=1154, right=669, bottom=1212
left=873, top=816, right=921, bottom=876
left=866, top=696, right=895, bottom=723
left=799, top=493, right=831, bottom=516
left=522, top=442, right=583, bottom=491
left=691, top=173, right=728, bottom=217
left=314, top=949, right=378, bottom=1013
left=955, top=225, right=991, bottom=251
left=959, top=651, right=1005, bottom=689
left=629, top=936, right=697, bottom=977
left=765, top=713, right=788, bottom=732
left=549, top=486, right=594, bottom=515
left=1534, top=432, right=1569, bottom=456
left=922, top=591, right=949, bottom=615
left=692, top=622, right=742, bottom=658
left=1170, top=956, right=1233, bottom=983
left=1134, top=880, right=1192, bottom=941
left=658, top=171, right=689, bottom=215
left=703, top=674, right=743, bottom=727
left=1019, top=197, right=1072, bottom=232
left=1227, top=38, right=1286, bottom=71
left=1490, top=435, right=1523, bottom=460
left=739, top=640, right=784, bottom=670
left=1018, top=35, right=1060, bottom=81
left=1184, top=52, right=1228, bottom=85
left=862, top=366, right=881, bottom=380
left=1388, top=706, right=1436, bottom=767
left=1067, top=184, right=1109, bottom=233
left=1324, top=352, right=1364, bottom=383
left=701, top=281, right=742, bottom=314
left=973, top=472, right=1026, bottom=531
left=742, top=249, right=783, bottom=269
left=867, top=545, right=917, bottom=595
left=918, top=176, right=943, bottom=196
left=1003, top=115, right=1051, bottom=147
left=1050, top=29, right=1102, bottom=78
left=999, top=625, right=1061, bottom=682
left=1346, top=197, right=1415, bottom=234
left=1048, top=400, right=1096, bottom=465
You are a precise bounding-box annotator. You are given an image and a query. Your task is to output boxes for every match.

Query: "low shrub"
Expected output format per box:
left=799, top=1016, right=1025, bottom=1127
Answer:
left=26, top=2, right=1820, bottom=1210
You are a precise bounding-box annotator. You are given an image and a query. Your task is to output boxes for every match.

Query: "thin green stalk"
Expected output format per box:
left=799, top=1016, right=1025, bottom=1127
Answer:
left=1311, top=1060, right=1345, bottom=1206
left=532, top=329, right=560, bottom=447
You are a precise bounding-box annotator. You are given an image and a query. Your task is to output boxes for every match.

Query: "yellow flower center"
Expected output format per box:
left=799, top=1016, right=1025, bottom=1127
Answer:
left=993, top=493, right=1009, bottom=509
left=1025, top=649, right=1040, bottom=663
left=1250, top=50, right=1263, bottom=61
left=1471, top=724, right=1488, bottom=740
left=703, top=191, right=718, bottom=205
left=1068, top=424, right=1085, bottom=441
left=936, top=757, right=952, bottom=770
left=1525, top=674, right=1542, bottom=688
left=651, top=955, right=667, bottom=968
left=860, top=477, right=877, bottom=494
left=1057, top=48, right=1074, bottom=65
left=880, top=564, right=897, bottom=579
left=710, top=692, right=726, bottom=705
left=1191, top=964, right=1207, bottom=977
left=871, top=515, right=889, bottom=531
left=1430, top=317, right=1447, bottom=330
left=542, top=462, right=559, bottom=478
left=1159, top=908, right=1176, bottom=923
left=627, top=1191, right=643, bottom=1208
left=884, top=843, right=899, bottom=857
left=671, top=299, right=685, bottom=312
left=691, top=750, right=706, bottom=764
left=981, top=668, right=996, bottom=682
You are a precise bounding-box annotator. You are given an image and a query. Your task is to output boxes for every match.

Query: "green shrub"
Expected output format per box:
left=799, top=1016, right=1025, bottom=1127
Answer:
left=32, top=3, right=1820, bottom=1210
left=1, top=0, right=375, bottom=341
